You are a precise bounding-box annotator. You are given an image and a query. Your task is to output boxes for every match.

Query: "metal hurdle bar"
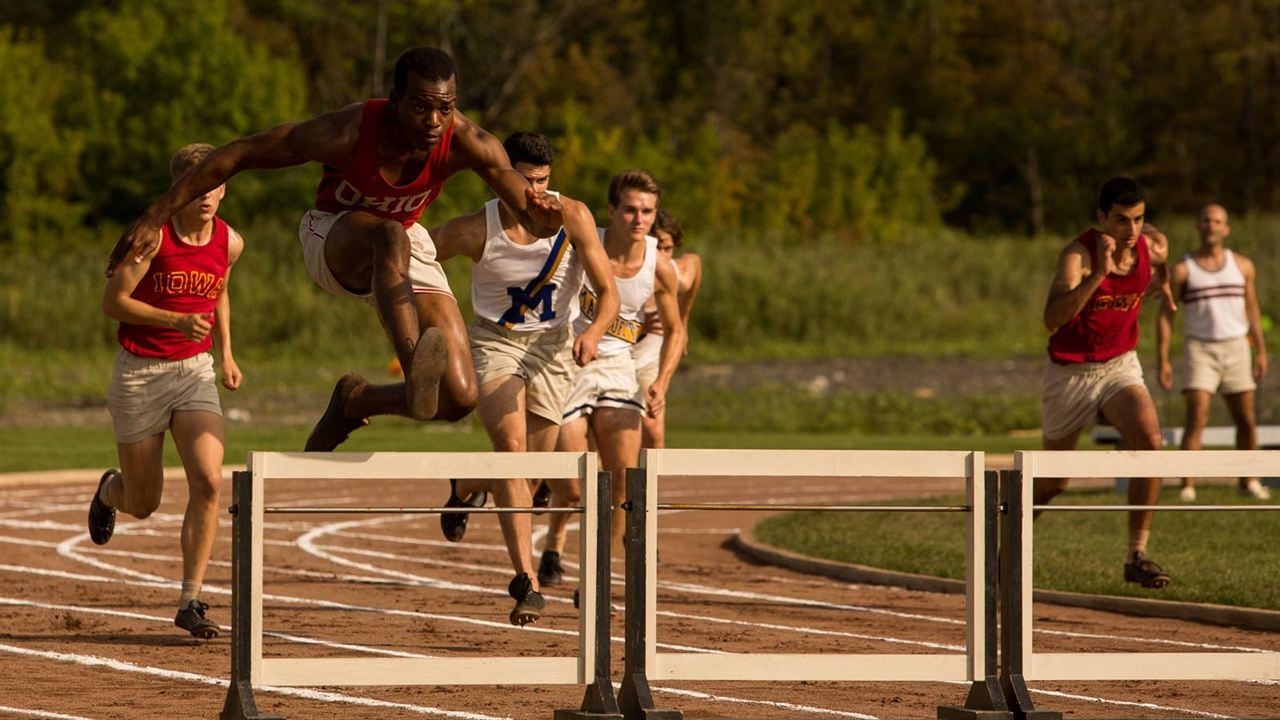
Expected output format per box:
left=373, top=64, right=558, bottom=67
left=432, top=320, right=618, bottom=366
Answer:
left=1001, top=450, right=1280, bottom=720
left=220, top=451, right=620, bottom=720
left=616, top=449, right=1010, bottom=720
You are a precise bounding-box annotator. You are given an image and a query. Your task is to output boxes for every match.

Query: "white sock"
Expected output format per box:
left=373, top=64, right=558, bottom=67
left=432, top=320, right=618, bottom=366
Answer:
left=98, top=478, right=115, bottom=508
left=180, top=580, right=200, bottom=607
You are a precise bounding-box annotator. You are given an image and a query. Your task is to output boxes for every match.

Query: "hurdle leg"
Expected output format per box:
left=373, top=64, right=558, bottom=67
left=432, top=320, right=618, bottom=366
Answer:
left=938, top=470, right=1013, bottom=720
left=617, top=467, right=682, bottom=720
left=220, top=470, right=283, bottom=720
left=997, top=469, right=1061, bottom=720
left=556, top=470, right=622, bottom=720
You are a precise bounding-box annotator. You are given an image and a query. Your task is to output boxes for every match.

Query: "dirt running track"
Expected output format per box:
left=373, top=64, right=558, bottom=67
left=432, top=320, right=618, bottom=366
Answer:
left=0, top=467, right=1276, bottom=720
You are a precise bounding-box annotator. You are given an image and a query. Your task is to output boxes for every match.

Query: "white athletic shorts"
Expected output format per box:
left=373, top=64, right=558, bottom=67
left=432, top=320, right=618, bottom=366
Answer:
left=562, top=351, right=644, bottom=422
left=1041, top=350, right=1147, bottom=441
left=299, top=209, right=453, bottom=303
left=108, top=350, right=222, bottom=444
left=470, top=318, right=575, bottom=424
left=1184, top=336, right=1256, bottom=395
left=632, top=332, right=663, bottom=392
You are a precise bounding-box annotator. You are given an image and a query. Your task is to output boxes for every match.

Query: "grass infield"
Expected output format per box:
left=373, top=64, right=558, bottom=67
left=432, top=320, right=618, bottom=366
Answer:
left=755, top=483, right=1280, bottom=611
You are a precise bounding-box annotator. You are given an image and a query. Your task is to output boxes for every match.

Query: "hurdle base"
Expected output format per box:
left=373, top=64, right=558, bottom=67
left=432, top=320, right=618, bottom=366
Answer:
left=936, top=675, right=1013, bottom=720
left=219, top=680, right=284, bottom=720
left=1000, top=674, right=1062, bottom=720
left=617, top=673, right=682, bottom=720
left=554, top=711, right=623, bottom=720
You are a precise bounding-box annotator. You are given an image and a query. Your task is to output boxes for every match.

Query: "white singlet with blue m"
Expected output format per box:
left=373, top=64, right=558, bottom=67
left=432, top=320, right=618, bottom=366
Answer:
left=470, top=196, right=582, bottom=331
left=573, top=230, right=657, bottom=358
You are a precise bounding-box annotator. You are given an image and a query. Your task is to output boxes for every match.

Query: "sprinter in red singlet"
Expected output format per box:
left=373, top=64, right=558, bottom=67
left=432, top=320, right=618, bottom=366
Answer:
left=1038, top=176, right=1173, bottom=589
left=90, top=144, right=244, bottom=639
left=105, top=47, right=565, bottom=452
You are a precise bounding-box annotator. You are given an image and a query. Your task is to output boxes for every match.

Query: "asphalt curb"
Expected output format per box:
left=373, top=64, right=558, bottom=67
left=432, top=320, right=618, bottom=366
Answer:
left=733, top=526, right=1280, bottom=633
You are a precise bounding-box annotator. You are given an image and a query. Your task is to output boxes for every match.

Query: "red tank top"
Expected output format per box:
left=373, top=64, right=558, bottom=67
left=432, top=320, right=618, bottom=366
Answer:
left=314, top=99, right=454, bottom=227
left=118, top=218, right=230, bottom=360
left=1048, top=229, right=1151, bottom=364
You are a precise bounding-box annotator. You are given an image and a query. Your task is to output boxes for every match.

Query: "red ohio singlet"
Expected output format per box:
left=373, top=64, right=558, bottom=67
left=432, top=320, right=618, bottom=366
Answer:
left=1048, top=229, right=1151, bottom=364
left=313, top=99, right=455, bottom=228
left=118, top=219, right=230, bottom=360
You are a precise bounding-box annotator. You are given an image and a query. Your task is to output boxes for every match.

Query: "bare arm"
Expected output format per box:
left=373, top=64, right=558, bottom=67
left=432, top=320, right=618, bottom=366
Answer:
left=428, top=210, right=487, bottom=263
left=214, top=228, right=245, bottom=390
left=1143, top=224, right=1176, bottom=311
left=675, top=253, right=702, bottom=350
left=448, top=117, right=564, bottom=236
left=102, top=246, right=212, bottom=342
left=106, top=105, right=362, bottom=276
left=646, top=253, right=686, bottom=418
left=1239, top=254, right=1269, bottom=380
left=1043, top=237, right=1109, bottom=333
left=564, top=200, right=619, bottom=367
left=1155, top=260, right=1186, bottom=391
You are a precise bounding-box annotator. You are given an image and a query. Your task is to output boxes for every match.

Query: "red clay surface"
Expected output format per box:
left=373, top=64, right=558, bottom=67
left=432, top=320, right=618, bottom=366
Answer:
left=0, top=467, right=1276, bottom=719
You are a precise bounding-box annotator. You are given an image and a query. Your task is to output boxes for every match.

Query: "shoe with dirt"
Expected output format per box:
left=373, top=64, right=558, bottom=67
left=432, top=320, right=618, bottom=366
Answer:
left=174, top=600, right=221, bottom=639
left=440, top=479, right=488, bottom=543
left=537, top=550, right=564, bottom=586
left=508, top=573, right=545, bottom=627
left=1123, top=551, right=1170, bottom=589
left=88, top=469, right=119, bottom=546
left=305, top=373, right=370, bottom=451
left=405, top=327, right=448, bottom=421
left=1178, top=484, right=1196, bottom=502
left=532, top=481, right=552, bottom=515
left=1240, top=479, right=1272, bottom=500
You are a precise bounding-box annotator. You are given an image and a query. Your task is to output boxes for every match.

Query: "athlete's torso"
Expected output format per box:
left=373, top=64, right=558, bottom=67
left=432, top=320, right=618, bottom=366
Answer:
left=118, top=219, right=230, bottom=360
left=314, top=99, right=454, bottom=227
left=1181, top=250, right=1249, bottom=341
left=471, top=196, right=580, bottom=330
left=575, top=231, right=657, bottom=357
left=1048, top=229, right=1151, bottom=364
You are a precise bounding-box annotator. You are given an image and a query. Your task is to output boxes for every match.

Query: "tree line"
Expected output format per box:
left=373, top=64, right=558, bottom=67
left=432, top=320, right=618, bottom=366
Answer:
left=2, top=0, right=1278, bottom=250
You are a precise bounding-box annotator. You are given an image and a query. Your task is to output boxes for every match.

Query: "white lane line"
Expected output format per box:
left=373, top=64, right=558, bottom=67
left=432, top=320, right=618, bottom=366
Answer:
left=0, top=706, right=94, bottom=720
left=1029, top=687, right=1234, bottom=719
left=0, top=596, right=435, bottom=659
left=646, top=684, right=880, bottom=720
left=0, top=642, right=507, bottom=720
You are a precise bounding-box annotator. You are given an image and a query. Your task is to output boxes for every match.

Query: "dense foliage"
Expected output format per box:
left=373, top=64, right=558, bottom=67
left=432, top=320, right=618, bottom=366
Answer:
left=3, top=0, right=1280, bottom=244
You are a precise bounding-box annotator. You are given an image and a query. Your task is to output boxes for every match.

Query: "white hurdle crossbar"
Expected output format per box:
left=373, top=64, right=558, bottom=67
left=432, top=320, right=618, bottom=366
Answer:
left=1012, top=450, right=1280, bottom=683
left=633, top=449, right=987, bottom=684
left=220, top=451, right=601, bottom=720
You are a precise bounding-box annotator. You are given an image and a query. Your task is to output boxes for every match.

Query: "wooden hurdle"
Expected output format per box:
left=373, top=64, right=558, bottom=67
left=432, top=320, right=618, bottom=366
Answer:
left=219, top=451, right=619, bottom=720
left=616, top=449, right=1009, bottom=720
left=1001, top=450, right=1280, bottom=719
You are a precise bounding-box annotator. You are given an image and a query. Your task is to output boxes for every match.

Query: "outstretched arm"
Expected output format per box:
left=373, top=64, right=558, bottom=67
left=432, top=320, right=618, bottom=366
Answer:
left=646, top=254, right=686, bottom=418
left=428, top=210, right=487, bottom=264
left=106, top=105, right=362, bottom=276
left=675, top=253, right=702, bottom=353
left=449, top=118, right=563, bottom=236
left=564, top=199, right=619, bottom=367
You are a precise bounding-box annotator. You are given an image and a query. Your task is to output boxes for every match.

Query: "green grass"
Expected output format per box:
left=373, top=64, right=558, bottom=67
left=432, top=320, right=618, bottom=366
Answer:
left=756, top=483, right=1280, bottom=610
left=0, top=424, right=1049, bottom=474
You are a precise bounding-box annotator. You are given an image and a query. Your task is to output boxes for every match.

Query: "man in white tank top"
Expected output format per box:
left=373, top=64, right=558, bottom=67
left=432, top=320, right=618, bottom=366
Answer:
left=544, top=170, right=684, bottom=576
left=429, top=133, right=619, bottom=625
left=1157, top=203, right=1270, bottom=500
left=633, top=209, right=702, bottom=450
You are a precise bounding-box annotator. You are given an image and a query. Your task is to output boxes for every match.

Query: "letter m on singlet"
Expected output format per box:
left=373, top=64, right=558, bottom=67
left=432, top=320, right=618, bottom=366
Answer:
left=500, top=283, right=557, bottom=326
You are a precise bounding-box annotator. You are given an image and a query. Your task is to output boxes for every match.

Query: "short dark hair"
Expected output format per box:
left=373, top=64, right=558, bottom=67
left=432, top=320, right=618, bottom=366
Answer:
left=1098, top=177, right=1144, bottom=214
left=608, top=169, right=661, bottom=207
left=653, top=208, right=684, bottom=248
left=503, top=132, right=554, bottom=167
left=393, top=47, right=456, bottom=93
